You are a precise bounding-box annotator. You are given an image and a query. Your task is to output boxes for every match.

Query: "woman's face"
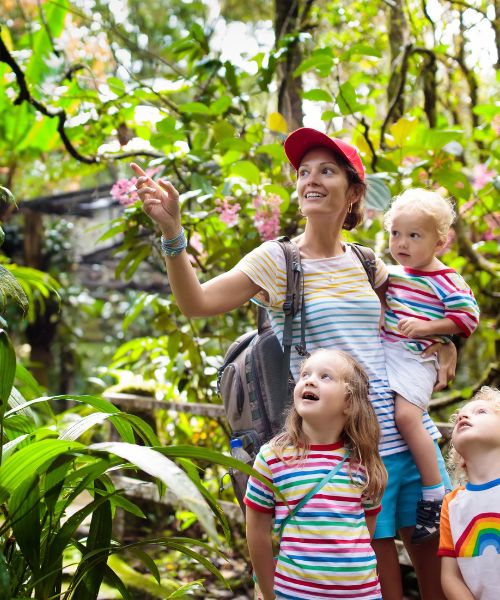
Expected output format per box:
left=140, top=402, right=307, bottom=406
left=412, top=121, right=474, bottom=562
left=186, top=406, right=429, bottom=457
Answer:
left=296, top=147, right=355, bottom=218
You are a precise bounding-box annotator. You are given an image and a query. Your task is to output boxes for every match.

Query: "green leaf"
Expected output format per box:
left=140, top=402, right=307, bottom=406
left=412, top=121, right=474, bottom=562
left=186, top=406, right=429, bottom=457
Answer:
left=0, top=186, right=15, bottom=204
left=0, top=265, right=28, bottom=316
left=302, top=89, right=332, bottom=102
left=0, top=330, right=16, bottom=411
left=179, top=102, right=211, bottom=115
left=73, top=479, right=112, bottom=599
left=365, top=175, right=392, bottom=211
left=294, top=52, right=333, bottom=77
left=89, top=442, right=218, bottom=540
left=9, top=476, right=41, bottom=577
left=210, top=96, right=232, bottom=115
left=230, top=161, right=261, bottom=184
left=337, top=82, right=361, bottom=115
left=0, top=439, right=84, bottom=503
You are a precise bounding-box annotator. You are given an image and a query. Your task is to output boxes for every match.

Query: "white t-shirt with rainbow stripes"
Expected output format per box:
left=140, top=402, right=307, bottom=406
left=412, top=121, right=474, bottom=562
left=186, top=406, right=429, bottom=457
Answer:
left=235, top=241, right=440, bottom=456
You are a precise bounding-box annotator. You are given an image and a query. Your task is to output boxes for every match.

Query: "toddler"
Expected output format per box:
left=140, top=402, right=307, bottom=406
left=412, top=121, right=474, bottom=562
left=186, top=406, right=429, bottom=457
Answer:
left=439, top=387, right=500, bottom=600
left=381, top=188, right=479, bottom=543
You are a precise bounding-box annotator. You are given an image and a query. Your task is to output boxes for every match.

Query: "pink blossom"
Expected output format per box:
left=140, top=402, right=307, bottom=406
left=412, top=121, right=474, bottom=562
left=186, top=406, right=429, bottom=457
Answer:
left=472, top=163, right=496, bottom=191
left=252, top=193, right=282, bottom=241
left=492, top=114, right=500, bottom=137
left=216, top=197, right=241, bottom=227
left=188, top=232, right=208, bottom=265
left=111, top=167, right=163, bottom=206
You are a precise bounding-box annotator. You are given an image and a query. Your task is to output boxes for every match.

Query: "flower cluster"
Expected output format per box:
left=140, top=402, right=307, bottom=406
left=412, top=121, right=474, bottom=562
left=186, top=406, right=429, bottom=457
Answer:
left=471, top=164, right=496, bottom=191
left=111, top=167, right=162, bottom=206
left=252, top=193, right=283, bottom=241
left=215, top=197, right=241, bottom=227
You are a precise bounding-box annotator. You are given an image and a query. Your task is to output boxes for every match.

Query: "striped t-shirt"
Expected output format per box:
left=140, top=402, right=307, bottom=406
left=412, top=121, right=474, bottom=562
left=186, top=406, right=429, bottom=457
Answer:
left=235, top=241, right=440, bottom=456
left=381, top=265, right=479, bottom=353
left=244, top=441, right=382, bottom=600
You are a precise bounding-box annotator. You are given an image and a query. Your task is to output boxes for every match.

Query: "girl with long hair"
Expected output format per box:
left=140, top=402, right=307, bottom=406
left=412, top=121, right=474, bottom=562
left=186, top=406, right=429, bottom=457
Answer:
left=244, top=349, right=387, bottom=600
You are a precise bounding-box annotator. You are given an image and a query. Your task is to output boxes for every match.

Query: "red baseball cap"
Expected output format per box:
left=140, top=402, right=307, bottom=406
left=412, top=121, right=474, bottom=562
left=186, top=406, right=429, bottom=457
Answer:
left=284, top=127, right=365, bottom=182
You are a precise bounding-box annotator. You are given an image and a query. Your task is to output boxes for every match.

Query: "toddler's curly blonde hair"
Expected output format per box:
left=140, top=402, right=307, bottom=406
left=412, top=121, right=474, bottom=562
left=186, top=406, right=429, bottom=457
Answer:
left=384, top=188, right=456, bottom=241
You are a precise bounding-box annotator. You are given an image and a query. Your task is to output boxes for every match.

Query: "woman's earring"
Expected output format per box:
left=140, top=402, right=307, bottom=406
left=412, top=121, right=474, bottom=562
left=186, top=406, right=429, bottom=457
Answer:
left=348, top=203, right=353, bottom=214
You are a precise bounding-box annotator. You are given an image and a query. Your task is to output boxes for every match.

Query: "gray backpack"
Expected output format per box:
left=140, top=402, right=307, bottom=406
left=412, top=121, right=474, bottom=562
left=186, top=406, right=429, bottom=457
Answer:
left=217, top=237, right=376, bottom=508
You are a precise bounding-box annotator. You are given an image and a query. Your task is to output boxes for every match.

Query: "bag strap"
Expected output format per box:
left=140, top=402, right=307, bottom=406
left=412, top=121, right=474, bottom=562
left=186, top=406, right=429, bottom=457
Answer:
left=278, top=450, right=350, bottom=540
left=348, top=243, right=377, bottom=290
left=273, top=237, right=305, bottom=410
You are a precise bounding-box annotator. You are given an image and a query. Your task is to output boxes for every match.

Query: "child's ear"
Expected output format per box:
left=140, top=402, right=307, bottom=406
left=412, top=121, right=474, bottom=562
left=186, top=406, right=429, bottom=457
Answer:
left=436, top=236, right=447, bottom=250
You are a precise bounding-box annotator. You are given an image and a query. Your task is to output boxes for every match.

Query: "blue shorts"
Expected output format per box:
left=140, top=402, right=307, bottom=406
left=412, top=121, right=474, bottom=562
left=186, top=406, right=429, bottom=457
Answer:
left=373, top=441, right=451, bottom=540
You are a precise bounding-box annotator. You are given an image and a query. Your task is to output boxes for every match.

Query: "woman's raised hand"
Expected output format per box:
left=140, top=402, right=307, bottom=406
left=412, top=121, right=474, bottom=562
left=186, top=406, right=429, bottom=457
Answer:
left=130, top=163, right=181, bottom=238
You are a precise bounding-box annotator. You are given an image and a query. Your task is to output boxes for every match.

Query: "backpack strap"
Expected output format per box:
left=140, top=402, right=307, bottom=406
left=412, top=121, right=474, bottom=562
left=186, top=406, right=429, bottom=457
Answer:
left=348, top=243, right=377, bottom=290
left=277, top=450, right=350, bottom=540
left=272, top=236, right=305, bottom=411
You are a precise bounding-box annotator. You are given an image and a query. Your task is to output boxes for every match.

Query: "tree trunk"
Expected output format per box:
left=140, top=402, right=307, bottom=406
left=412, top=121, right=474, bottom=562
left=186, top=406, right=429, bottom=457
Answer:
left=274, top=0, right=306, bottom=131
left=386, top=0, right=407, bottom=125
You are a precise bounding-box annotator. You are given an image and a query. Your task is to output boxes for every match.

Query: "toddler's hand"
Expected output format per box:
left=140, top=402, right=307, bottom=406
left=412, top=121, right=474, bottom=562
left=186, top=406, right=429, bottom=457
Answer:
left=398, top=317, right=430, bottom=338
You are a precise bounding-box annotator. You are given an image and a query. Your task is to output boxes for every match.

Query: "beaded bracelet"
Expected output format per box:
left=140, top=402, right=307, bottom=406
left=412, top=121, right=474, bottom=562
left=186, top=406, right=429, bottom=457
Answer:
left=160, top=227, right=187, bottom=257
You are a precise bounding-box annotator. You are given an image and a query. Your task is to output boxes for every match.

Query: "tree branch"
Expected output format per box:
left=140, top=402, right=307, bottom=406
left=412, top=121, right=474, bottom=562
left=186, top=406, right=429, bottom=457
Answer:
left=430, top=361, right=499, bottom=409
left=380, top=43, right=413, bottom=148
left=447, top=0, right=489, bottom=20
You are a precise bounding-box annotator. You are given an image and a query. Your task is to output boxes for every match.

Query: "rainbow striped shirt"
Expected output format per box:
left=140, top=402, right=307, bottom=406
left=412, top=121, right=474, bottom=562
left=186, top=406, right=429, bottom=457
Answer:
left=244, top=442, right=382, bottom=599
left=236, top=241, right=440, bottom=456
left=381, top=265, right=479, bottom=353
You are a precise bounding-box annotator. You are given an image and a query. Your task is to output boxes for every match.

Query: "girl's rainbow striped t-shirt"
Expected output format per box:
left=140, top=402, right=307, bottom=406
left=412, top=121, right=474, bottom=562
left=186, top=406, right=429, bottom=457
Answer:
left=245, top=441, right=382, bottom=600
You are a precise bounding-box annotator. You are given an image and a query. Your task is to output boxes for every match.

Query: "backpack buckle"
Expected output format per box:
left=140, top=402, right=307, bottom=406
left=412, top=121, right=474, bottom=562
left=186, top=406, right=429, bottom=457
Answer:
left=282, top=299, right=293, bottom=315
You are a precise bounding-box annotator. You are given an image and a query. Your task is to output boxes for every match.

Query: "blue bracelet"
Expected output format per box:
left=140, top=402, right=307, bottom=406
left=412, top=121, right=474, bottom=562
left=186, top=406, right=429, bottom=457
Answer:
left=160, top=228, right=187, bottom=257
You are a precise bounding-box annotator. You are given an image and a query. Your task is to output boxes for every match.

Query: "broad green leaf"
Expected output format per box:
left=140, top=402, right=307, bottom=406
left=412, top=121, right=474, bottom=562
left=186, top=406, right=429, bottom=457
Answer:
left=337, top=82, right=361, bottom=115
left=58, top=412, right=118, bottom=441
left=5, top=394, right=122, bottom=418
left=293, top=53, right=333, bottom=77
left=89, top=442, right=218, bottom=540
left=255, top=143, right=285, bottom=161
left=210, top=96, right=232, bottom=115
left=365, top=175, right=392, bottom=211
left=212, top=121, right=235, bottom=141
left=0, top=265, right=28, bottom=315
left=302, top=89, right=332, bottom=102
left=0, top=439, right=84, bottom=503
left=167, top=580, right=205, bottom=598
left=9, top=477, right=41, bottom=576
left=230, top=161, right=261, bottom=184
left=179, top=102, right=211, bottom=115
left=267, top=112, right=288, bottom=134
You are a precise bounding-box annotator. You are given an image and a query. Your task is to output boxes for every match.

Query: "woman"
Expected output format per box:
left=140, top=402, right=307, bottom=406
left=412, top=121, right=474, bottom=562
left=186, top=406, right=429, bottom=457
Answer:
left=131, top=127, right=455, bottom=600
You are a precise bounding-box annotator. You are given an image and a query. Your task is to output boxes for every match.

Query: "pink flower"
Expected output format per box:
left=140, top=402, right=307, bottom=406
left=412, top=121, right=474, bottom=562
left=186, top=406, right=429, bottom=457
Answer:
left=472, top=163, right=496, bottom=191
left=111, top=177, right=139, bottom=206
left=111, top=167, right=163, bottom=206
left=492, top=114, right=500, bottom=137
left=216, top=197, right=241, bottom=227
left=252, top=193, right=282, bottom=241
left=188, top=232, right=208, bottom=265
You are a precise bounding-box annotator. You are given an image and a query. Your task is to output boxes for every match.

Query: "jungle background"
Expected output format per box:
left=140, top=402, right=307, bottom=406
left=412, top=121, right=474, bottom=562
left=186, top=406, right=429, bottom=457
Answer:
left=0, top=0, right=498, bottom=598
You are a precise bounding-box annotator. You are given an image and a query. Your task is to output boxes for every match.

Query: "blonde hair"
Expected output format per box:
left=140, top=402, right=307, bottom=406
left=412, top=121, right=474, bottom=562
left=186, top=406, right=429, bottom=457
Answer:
left=448, top=386, right=500, bottom=484
left=270, top=349, right=387, bottom=504
left=384, top=188, right=456, bottom=240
